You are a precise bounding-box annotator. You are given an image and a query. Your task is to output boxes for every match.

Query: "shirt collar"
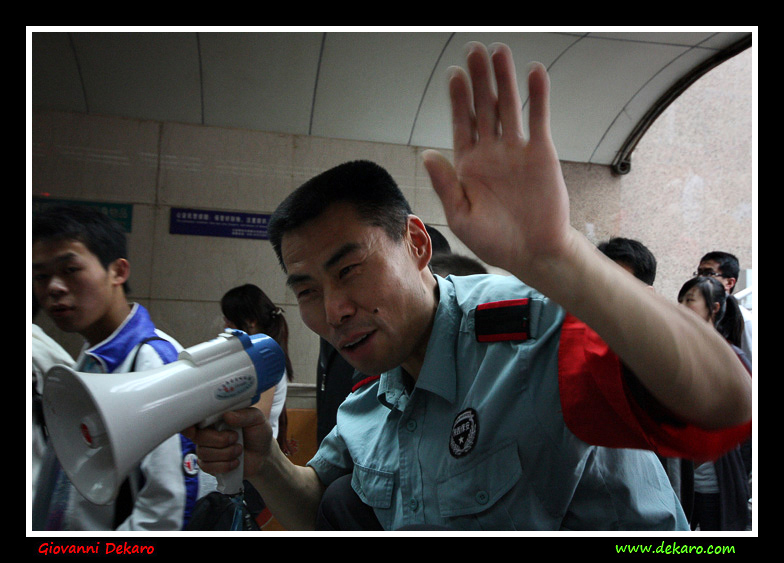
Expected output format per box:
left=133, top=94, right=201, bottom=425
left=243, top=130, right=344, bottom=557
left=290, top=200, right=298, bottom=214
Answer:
left=377, top=275, right=459, bottom=408
left=82, top=303, right=157, bottom=373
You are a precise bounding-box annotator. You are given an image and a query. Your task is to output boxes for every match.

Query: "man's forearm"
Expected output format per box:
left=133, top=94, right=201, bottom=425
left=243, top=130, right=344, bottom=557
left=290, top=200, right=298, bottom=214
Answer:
left=519, top=229, right=752, bottom=430
left=248, top=444, right=326, bottom=530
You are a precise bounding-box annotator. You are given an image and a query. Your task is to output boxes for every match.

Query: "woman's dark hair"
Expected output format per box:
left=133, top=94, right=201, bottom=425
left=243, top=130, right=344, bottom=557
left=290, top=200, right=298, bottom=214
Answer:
left=221, top=284, right=293, bottom=380
left=268, top=160, right=412, bottom=272
left=678, top=275, right=743, bottom=347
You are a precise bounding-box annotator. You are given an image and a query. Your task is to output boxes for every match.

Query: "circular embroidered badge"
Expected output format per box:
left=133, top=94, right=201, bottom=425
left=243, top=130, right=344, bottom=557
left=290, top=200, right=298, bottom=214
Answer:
left=449, top=408, right=479, bottom=457
left=182, top=452, right=200, bottom=476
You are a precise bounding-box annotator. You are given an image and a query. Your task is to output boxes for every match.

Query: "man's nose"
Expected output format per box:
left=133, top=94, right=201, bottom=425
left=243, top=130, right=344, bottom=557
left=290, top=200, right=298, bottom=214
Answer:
left=46, top=274, right=68, bottom=297
left=324, top=287, right=356, bottom=327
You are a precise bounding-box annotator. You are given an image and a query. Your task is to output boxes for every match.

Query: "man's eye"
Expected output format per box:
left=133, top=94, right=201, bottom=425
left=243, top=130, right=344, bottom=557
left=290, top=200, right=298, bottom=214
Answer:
left=339, top=264, right=358, bottom=278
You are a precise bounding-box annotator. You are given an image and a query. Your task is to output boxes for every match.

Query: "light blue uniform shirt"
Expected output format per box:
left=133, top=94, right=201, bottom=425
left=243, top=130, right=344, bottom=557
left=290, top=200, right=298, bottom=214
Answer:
left=308, top=274, right=688, bottom=531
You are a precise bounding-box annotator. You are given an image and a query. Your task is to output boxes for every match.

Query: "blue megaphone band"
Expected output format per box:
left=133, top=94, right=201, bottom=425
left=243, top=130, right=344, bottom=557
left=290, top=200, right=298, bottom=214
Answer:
left=228, top=329, right=285, bottom=404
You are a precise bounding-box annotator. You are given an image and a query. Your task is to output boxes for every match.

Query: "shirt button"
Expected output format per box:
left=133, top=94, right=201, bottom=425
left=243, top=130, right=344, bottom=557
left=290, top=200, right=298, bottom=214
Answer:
left=406, top=420, right=417, bottom=432
left=475, top=490, right=489, bottom=505
left=409, top=498, right=419, bottom=511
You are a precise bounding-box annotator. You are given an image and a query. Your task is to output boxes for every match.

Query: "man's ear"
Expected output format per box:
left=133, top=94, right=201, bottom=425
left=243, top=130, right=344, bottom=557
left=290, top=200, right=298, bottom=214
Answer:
left=406, top=215, right=432, bottom=270
left=109, top=258, right=130, bottom=287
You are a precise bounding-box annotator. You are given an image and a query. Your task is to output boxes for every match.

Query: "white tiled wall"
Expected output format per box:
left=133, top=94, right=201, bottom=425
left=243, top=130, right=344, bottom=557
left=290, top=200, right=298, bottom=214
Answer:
left=30, top=50, right=753, bottom=408
left=30, top=113, right=459, bottom=408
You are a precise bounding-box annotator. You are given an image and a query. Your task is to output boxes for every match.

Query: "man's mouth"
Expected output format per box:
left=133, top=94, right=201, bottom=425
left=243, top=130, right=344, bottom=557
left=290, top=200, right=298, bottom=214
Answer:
left=49, top=304, right=73, bottom=318
left=340, top=331, right=374, bottom=351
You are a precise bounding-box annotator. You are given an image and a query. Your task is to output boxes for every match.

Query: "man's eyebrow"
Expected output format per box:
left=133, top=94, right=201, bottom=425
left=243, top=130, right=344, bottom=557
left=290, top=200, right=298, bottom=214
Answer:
left=285, top=242, right=362, bottom=289
left=286, top=273, right=312, bottom=289
left=32, top=251, right=78, bottom=271
left=324, top=242, right=362, bottom=271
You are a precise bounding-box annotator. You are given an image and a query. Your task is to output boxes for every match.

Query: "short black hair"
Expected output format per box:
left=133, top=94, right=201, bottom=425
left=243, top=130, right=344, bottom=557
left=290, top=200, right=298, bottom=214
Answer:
left=700, top=251, right=740, bottom=288
left=268, top=160, right=412, bottom=272
left=32, top=204, right=130, bottom=292
left=598, top=237, right=657, bottom=286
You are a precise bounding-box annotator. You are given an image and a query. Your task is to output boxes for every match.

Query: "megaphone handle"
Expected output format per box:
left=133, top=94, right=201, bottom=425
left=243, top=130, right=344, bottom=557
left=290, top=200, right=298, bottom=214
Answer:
left=214, top=421, right=244, bottom=495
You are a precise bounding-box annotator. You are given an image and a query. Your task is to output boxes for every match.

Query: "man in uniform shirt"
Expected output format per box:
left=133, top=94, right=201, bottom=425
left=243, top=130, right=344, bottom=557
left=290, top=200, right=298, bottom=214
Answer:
left=187, top=43, right=752, bottom=531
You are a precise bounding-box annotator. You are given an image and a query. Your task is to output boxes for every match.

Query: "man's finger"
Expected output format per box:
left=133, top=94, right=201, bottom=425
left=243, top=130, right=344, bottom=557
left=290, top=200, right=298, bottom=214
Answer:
left=447, top=66, right=475, bottom=155
left=490, top=43, right=524, bottom=141
left=465, top=42, right=498, bottom=141
left=526, top=62, right=552, bottom=145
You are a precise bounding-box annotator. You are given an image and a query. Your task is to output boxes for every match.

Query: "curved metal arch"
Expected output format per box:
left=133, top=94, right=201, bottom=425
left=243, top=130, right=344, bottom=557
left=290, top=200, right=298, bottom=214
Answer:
left=611, top=34, right=752, bottom=175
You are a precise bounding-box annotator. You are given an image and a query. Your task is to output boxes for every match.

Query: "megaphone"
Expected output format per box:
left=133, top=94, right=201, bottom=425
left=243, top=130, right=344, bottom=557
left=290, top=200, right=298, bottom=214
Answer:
left=41, top=330, right=285, bottom=506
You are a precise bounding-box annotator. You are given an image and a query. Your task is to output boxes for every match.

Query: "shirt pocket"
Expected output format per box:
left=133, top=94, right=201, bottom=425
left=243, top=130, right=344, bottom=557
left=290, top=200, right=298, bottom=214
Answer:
left=436, top=441, right=522, bottom=518
left=351, top=463, right=395, bottom=509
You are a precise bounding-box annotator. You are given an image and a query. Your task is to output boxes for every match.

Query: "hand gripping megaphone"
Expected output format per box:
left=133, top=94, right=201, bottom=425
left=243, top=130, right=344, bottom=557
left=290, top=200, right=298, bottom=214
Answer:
left=41, top=330, right=285, bottom=506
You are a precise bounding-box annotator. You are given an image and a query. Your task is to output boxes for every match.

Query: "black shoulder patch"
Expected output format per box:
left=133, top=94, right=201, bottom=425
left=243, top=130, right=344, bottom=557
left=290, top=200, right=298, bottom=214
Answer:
left=474, top=298, right=530, bottom=342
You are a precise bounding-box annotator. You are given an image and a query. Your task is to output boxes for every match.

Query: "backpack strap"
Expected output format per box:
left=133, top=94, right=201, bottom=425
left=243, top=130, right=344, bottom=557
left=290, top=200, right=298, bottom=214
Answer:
left=130, top=336, right=175, bottom=371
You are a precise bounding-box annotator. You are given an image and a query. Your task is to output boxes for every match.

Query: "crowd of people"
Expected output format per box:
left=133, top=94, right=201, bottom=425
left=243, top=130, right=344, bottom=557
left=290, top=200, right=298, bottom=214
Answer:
left=598, top=238, right=753, bottom=531
left=30, top=42, right=753, bottom=533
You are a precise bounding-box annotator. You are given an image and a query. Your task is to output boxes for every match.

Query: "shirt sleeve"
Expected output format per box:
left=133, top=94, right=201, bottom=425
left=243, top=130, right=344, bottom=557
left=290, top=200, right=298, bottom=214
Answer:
left=307, top=424, right=354, bottom=487
left=557, top=313, right=751, bottom=461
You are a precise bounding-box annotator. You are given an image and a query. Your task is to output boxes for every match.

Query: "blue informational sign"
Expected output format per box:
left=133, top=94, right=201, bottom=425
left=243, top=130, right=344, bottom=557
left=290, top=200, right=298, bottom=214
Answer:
left=169, top=207, right=270, bottom=240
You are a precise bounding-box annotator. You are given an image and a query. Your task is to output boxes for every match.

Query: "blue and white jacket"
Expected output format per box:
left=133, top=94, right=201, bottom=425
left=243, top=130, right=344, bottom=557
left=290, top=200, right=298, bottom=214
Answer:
left=38, top=303, right=216, bottom=530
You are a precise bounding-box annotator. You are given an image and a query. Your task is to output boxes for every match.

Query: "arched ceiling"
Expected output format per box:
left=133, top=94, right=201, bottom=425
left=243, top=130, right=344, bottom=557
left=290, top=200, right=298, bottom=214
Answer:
left=29, top=29, right=752, bottom=174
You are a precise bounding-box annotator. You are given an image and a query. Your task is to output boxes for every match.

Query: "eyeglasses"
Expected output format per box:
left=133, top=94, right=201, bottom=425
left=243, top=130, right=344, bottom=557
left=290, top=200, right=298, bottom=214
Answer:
left=693, top=269, right=724, bottom=278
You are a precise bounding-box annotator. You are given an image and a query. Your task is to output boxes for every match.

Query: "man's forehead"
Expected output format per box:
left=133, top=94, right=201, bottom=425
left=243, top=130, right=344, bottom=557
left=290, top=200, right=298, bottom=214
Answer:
left=32, top=239, right=89, bottom=267
left=281, top=205, right=381, bottom=264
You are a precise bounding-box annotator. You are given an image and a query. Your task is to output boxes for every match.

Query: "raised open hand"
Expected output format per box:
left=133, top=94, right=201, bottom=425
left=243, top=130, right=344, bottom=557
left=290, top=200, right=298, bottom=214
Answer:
left=423, top=42, right=573, bottom=283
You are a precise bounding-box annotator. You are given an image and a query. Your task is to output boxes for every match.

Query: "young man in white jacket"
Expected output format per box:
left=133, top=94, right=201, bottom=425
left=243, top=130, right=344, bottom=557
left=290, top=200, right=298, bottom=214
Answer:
left=32, top=205, right=216, bottom=530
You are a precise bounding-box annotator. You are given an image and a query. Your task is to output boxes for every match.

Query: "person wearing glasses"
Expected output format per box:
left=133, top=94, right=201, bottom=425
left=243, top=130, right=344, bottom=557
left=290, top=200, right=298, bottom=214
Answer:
left=695, top=252, right=753, bottom=362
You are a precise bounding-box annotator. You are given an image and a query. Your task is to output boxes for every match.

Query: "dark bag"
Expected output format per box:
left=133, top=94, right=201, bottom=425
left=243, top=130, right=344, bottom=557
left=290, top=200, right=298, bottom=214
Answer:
left=184, top=481, right=269, bottom=531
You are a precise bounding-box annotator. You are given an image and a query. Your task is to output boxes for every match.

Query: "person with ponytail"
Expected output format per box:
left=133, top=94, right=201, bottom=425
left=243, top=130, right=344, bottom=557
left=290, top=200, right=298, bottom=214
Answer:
left=221, top=284, right=294, bottom=451
left=677, top=275, right=751, bottom=530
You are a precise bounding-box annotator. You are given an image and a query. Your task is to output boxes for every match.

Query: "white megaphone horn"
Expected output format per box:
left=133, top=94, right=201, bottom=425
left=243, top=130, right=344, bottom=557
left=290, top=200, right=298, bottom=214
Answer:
left=42, top=329, right=285, bottom=506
